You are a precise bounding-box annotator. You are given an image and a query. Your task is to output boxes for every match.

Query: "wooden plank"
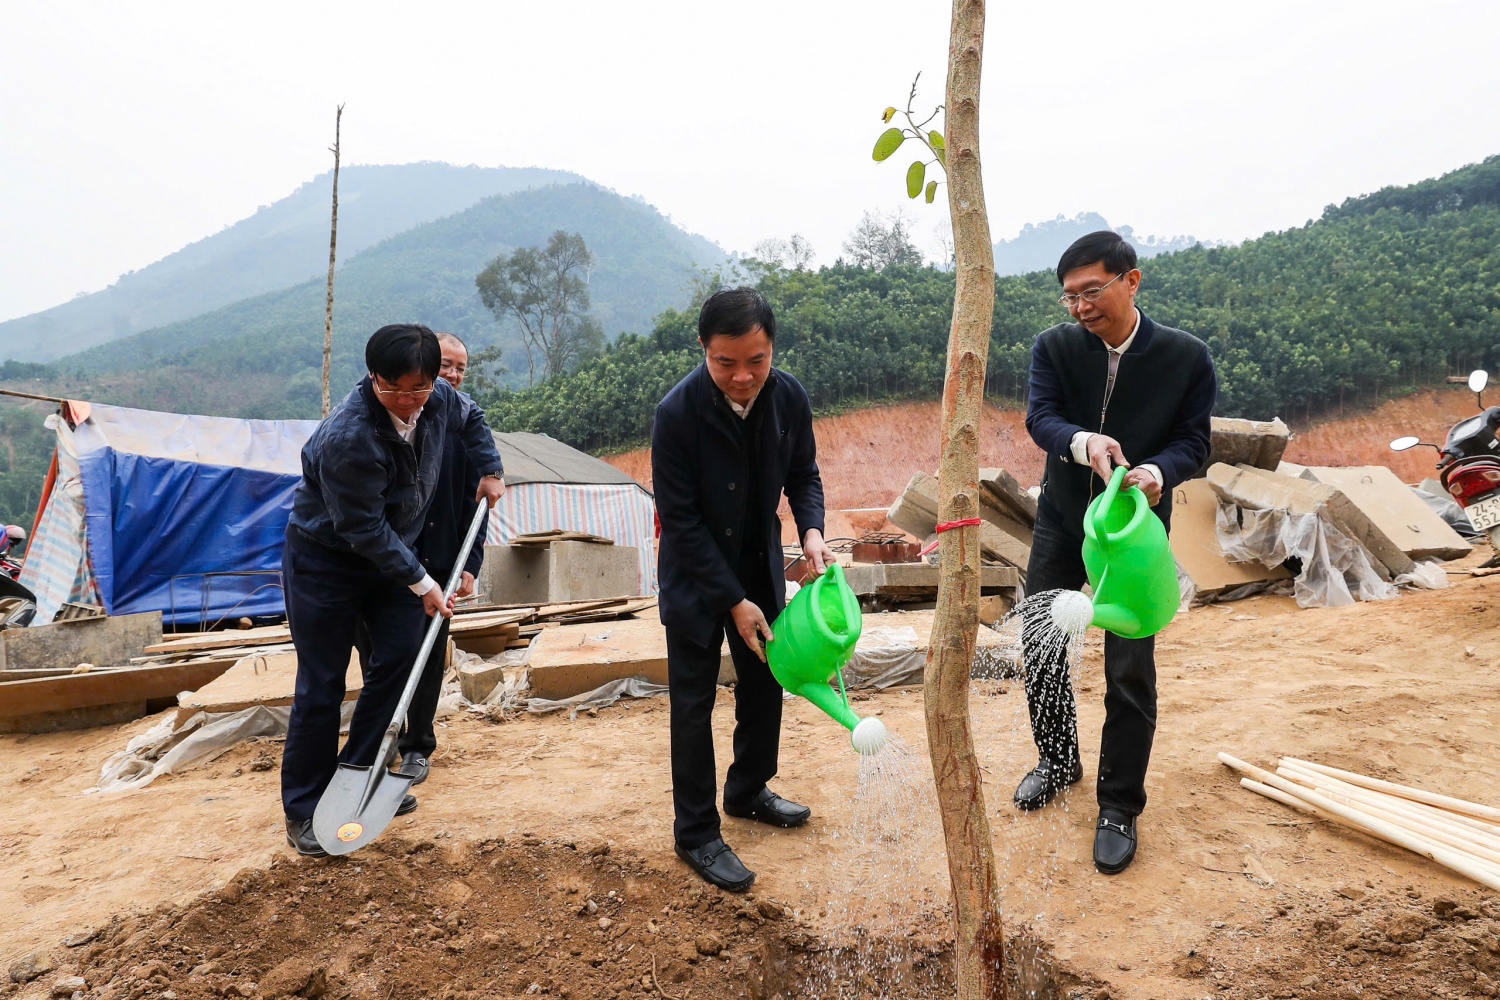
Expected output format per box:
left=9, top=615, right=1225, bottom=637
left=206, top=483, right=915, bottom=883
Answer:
left=511, top=529, right=615, bottom=547
left=447, top=609, right=535, bottom=634
left=146, top=623, right=291, bottom=655
left=0, top=660, right=237, bottom=720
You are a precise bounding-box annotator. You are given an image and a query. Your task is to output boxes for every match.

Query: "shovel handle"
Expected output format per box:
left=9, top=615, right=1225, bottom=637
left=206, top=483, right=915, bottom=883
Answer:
left=370, top=502, right=491, bottom=775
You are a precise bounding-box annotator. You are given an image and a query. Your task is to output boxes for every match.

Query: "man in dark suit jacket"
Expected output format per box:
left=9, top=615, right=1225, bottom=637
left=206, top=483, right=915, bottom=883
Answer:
left=1015, top=231, right=1216, bottom=875
left=651, top=287, right=836, bottom=892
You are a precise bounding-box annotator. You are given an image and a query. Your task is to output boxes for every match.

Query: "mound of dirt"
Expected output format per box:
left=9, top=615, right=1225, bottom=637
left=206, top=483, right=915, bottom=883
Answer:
left=56, top=836, right=971, bottom=1000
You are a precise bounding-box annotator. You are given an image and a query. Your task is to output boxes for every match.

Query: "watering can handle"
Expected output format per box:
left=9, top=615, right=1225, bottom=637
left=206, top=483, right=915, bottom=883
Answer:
left=1090, top=465, right=1129, bottom=537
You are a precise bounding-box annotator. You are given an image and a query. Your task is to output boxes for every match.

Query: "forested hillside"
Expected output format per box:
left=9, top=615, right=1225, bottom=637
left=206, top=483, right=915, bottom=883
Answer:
left=481, top=155, right=1500, bottom=452
left=0, top=163, right=581, bottom=362
left=44, top=183, right=726, bottom=418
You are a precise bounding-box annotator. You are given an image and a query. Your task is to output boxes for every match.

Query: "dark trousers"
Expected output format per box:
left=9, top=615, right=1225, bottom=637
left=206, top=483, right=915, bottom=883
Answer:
left=354, top=613, right=448, bottom=759
left=666, top=574, right=784, bottom=849
left=1023, top=506, right=1158, bottom=817
left=280, top=532, right=427, bottom=821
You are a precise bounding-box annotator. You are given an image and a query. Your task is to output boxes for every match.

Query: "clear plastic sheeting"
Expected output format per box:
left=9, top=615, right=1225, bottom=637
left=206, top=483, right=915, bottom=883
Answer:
left=1394, top=559, right=1450, bottom=591
left=839, top=626, right=924, bottom=688
left=90, top=702, right=355, bottom=794
left=523, top=676, right=670, bottom=718
left=1215, top=501, right=1397, bottom=608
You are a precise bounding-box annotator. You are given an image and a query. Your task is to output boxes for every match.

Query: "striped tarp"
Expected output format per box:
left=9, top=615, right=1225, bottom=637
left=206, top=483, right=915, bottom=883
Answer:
left=487, top=482, right=657, bottom=594
left=20, top=414, right=102, bottom=623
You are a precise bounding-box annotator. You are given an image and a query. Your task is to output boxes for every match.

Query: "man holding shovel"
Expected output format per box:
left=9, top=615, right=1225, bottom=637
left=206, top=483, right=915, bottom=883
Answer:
left=281, top=324, right=505, bottom=858
left=1016, top=231, right=1215, bottom=874
left=652, top=287, right=837, bottom=892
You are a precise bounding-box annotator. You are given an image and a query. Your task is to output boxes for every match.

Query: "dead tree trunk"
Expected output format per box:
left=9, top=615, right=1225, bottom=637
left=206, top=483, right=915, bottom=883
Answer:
left=322, top=104, right=343, bottom=418
left=924, top=1, right=1002, bottom=997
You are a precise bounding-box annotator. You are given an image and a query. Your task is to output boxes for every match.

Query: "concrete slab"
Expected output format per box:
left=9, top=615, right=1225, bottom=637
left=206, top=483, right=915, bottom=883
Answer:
left=1208, top=416, right=1291, bottom=471
left=1207, top=462, right=1414, bottom=577
left=174, top=650, right=361, bottom=728
left=887, top=472, right=1030, bottom=568
left=842, top=562, right=1020, bottom=597
left=1302, top=465, right=1472, bottom=561
left=1169, top=478, right=1290, bottom=595
left=1, top=611, right=163, bottom=672
left=525, top=617, right=732, bottom=701
left=978, top=467, right=1039, bottom=526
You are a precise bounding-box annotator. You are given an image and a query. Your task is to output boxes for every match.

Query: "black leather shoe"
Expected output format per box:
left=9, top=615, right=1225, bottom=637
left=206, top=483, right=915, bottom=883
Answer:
left=285, top=817, right=327, bottom=858
left=396, top=793, right=418, bottom=816
left=674, top=838, right=755, bottom=892
left=1013, top=757, right=1084, bottom=811
left=397, top=751, right=430, bottom=785
left=724, top=787, right=811, bottom=828
left=1093, top=809, right=1138, bottom=874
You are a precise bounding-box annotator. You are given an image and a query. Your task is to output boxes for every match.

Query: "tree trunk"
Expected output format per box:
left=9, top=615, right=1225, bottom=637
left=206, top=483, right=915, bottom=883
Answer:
left=925, top=1, right=1003, bottom=997
left=322, top=104, right=343, bottom=418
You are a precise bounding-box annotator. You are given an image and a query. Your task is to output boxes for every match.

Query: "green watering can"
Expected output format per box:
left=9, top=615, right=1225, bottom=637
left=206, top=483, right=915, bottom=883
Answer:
left=1052, top=466, right=1179, bottom=639
left=766, top=563, right=889, bottom=755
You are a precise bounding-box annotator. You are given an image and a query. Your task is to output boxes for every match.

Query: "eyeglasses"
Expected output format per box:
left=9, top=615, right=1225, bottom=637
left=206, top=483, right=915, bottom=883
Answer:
left=1058, top=271, right=1128, bottom=307
left=372, top=378, right=434, bottom=401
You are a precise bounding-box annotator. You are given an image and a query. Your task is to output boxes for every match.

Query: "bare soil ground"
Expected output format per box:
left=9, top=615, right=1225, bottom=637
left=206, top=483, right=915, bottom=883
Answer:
left=4, top=552, right=1499, bottom=999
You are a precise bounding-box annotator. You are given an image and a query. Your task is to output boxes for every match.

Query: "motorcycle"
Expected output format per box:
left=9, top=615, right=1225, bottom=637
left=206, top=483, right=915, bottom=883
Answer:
left=1391, top=369, right=1500, bottom=552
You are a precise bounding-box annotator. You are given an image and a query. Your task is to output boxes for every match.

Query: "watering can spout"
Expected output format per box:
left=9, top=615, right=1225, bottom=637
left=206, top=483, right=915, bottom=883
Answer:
left=766, top=564, right=888, bottom=754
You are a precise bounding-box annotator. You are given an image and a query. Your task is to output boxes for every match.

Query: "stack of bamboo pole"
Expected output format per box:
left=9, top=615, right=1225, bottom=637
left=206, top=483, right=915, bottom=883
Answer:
left=1219, top=752, right=1500, bottom=892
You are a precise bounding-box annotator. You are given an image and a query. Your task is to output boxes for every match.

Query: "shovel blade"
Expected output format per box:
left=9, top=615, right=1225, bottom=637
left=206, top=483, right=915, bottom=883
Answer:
left=311, top=762, right=414, bottom=855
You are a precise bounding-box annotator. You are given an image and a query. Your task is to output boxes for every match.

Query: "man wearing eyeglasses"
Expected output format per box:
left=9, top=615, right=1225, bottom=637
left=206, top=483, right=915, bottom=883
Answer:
left=354, top=332, right=489, bottom=790
left=280, top=324, right=505, bottom=858
left=1015, top=231, right=1216, bottom=875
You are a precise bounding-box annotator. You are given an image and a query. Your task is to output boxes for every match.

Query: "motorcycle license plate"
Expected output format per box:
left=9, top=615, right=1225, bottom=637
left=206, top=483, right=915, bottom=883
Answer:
left=1466, top=494, right=1500, bottom=532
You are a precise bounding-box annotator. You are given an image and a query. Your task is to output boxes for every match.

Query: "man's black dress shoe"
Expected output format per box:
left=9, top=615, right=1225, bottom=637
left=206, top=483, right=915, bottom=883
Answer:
left=396, top=793, right=418, bottom=816
left=675, top=838, right=755, bottom=892
left=724, top=787, right=811, bottom=828
left=1013, top=757, right=1084, bottom=811
left=1093, top=809, right=1137, bottom=874
left=397, top=751, right=430, bottom=785
left=285, top=817, right=327, bottom=858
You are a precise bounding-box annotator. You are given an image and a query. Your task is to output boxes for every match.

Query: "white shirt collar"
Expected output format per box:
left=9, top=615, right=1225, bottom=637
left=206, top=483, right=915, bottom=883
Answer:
left=388, top=409, right=420, bottom=442
left=1107, top=309, right=1142, bottom=355
left=726, top=392, right=759, bottom=420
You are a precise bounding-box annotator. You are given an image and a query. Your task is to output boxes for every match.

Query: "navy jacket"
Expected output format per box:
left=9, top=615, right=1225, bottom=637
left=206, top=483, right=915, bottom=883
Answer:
left=416, top=423, right=484, bottom=583
left=652, top=364, right=825, bottom=648
left=289, top=376, right=503, bottom=586
left=1026, top=311, right=1215, bottom=532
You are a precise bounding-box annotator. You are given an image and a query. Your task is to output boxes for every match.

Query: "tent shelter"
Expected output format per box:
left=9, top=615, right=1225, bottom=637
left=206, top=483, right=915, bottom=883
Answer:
left=22, top=402, right=320, bottom=626
left=21, top=405, right=655, bottom=626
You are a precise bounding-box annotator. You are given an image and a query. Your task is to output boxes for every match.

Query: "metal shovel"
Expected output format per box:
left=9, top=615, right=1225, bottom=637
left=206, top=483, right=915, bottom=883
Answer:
left=312, top=502, right=490, bottom=855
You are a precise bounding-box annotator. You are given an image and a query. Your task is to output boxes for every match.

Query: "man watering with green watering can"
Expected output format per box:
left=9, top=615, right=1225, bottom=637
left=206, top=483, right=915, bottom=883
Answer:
left=1017, top=232, right=1216, bottom=875
left=652, top=288, right=836, bottom=892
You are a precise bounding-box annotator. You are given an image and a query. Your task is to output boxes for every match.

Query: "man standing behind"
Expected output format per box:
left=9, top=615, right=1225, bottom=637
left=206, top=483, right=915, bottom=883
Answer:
left=652, top=288, right=837, bottom=892
left=1015, top=232, right=1215, bottom=875
left=391, top=332, right=493, bottom=784
left=281, top=324, right=505, bottom=858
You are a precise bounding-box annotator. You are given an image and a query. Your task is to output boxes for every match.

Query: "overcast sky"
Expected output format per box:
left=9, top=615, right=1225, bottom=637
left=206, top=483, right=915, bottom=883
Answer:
left=3, top=1, right=1496, bottom=323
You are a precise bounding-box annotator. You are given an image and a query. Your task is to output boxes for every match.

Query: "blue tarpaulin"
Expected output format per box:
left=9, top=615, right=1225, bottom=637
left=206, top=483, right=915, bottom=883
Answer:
left=73, top=404, right=320, bottom=626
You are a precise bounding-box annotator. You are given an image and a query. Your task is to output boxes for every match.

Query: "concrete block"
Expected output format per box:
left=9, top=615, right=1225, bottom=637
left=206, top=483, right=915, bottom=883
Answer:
left=1302, top=465, right=1472, bottom=561
left=459, top=660, right=508, bottom=703
left=978, top=467, right=1039, bottom=525
left=479, top=541, right=641, bottom=606
left=843, top=562, right=1020, bottom=596
left=1207, top=462, right=1414, bottom=577
left=1208, top=416, right=1291, bottom=472
left=0, top=611, right=163, bottom=672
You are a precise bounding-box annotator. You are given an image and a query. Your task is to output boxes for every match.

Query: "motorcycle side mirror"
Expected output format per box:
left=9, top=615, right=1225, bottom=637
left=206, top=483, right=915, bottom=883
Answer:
left=1389, top=436, right=1422, bottom=452
left=1469, top=370, right=1489, bottom=393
